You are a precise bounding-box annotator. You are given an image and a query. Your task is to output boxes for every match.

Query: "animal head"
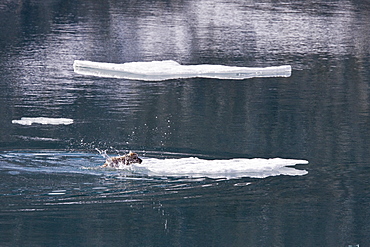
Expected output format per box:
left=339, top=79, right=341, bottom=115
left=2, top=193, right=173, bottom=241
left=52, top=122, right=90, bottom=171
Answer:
left=127, top=151, right=142, bottom=164
left=102, top=151, right=143, bottom=168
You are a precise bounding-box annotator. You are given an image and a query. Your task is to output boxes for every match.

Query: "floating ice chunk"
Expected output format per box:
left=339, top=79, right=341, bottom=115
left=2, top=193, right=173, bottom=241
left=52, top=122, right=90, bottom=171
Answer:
left=73, top=60, right=292, bottom=81
left=130, top=157, right=308, bottom=179
left=12, top=117, right=73, bottom=126
left=48, top=190, right=66, bottom=195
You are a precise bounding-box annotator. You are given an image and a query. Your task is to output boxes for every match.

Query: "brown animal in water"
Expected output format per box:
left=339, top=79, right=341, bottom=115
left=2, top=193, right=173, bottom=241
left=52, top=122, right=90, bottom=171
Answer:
left=102, top=151, right=142, bottom=168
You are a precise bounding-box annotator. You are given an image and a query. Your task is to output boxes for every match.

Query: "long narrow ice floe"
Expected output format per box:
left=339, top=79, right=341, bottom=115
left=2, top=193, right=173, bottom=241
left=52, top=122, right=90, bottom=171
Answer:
left=127, top=157, right=308, bottom=179
left=12, top=117, right=73, bottom=126
left=73, top=60, right=291, bottom=81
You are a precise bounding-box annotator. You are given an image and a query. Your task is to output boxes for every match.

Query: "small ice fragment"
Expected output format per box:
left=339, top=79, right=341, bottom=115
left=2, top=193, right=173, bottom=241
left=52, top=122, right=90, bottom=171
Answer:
left=48, top=189, right=66, bottom=195
left=12, top=117, right=73, bottom=126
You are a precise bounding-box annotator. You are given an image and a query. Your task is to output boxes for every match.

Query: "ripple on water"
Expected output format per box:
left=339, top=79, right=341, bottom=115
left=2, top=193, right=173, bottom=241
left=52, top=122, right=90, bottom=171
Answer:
left=0, top=150, right=308, bottom=211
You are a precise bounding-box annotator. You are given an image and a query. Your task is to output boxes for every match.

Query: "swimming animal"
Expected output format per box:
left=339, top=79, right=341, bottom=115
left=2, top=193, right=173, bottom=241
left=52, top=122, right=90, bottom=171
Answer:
left=102, top=151, right=142, bottom=168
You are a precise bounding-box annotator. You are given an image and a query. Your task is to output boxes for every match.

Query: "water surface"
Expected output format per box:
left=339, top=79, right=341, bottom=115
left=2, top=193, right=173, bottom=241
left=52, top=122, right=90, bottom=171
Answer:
left=1, top=0, right=370, bottom=246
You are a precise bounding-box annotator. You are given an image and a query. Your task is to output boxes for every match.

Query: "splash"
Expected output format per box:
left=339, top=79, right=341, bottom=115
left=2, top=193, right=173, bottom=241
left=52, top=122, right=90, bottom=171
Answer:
left=95, top=150, right=308, bottom=179
left=95, top=148, right=110, bottom=159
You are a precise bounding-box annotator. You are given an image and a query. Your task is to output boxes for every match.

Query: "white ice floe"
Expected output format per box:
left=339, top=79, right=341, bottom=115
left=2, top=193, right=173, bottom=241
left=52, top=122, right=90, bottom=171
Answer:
left=73, top=60, right=291, bottom=81
left=12, top=117, right=73, bottom=126
left=126, top=157, right=308, bottom=179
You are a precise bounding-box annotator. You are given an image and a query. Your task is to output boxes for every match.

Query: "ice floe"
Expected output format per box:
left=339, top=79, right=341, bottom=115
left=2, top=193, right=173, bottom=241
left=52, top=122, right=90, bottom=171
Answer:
left=73, top=60, right=292, bottom=81
left=125, top=157, right=308, bottom=179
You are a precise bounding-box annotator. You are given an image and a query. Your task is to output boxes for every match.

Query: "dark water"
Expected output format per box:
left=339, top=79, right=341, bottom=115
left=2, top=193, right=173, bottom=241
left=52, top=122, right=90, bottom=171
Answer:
left=1, top=0, right=370, bottom=246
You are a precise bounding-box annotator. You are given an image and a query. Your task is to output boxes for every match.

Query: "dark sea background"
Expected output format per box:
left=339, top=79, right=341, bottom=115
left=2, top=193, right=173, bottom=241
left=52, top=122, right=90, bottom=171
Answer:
left=1, top=0, right=370, bottom=246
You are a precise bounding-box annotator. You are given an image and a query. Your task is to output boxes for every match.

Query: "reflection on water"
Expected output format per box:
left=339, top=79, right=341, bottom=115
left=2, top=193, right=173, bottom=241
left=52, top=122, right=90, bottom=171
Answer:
left=0, top=151, right=363, bottom=246
left=1, top=0, right=370, bottom=246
